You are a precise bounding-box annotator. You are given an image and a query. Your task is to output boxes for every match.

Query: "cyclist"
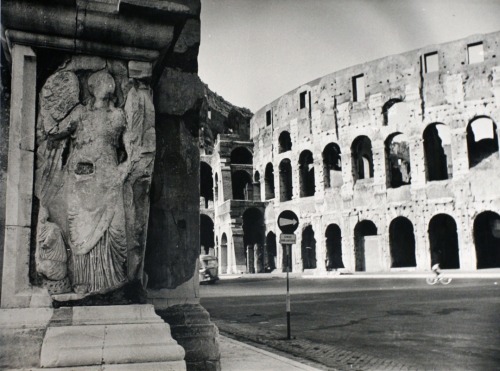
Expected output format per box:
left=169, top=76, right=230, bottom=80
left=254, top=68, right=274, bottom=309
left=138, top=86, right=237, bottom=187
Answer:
left=431, top=263, right=441, bottom=278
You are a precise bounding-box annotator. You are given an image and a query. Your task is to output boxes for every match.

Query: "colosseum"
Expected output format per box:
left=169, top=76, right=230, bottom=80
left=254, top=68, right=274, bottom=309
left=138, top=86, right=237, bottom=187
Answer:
left=200, top=31, right=500, bottom=276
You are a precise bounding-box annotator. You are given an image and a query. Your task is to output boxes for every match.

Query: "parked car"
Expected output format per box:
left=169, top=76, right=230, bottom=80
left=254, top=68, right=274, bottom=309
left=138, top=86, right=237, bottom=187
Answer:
left=199, top=255, right=219, bottom=284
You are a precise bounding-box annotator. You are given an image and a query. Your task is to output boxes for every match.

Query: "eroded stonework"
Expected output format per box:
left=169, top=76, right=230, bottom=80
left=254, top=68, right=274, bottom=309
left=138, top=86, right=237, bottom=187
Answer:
left=34, top=56, right=155, bottom=297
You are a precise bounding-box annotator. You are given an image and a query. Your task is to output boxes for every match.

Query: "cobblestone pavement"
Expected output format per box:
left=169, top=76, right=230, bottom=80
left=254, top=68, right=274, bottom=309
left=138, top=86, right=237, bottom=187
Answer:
left=216, top=320, right=420, bottom=371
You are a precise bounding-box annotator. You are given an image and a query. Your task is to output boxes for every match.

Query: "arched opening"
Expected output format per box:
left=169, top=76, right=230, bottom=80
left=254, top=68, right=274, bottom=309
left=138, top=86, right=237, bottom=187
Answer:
left=231, top=170, right=252, bottom=200
left=382, top=98, right=403, bottom=126
left=278, top=131, right=292, bottom=153
left=423, top=123, right=452, bottom=181
left=243, top=208, right=265, bottom=273
left=301, top=225, right=317, bottom=269
left=467, top=117, right=499, bottom=168
left=279, top=159, right=293, bottom=202
left=389, top=217, right=416, bottom=267
left=214, top=173, right=219, bottom=202
left=385, top=133, right=411, bottom=188
left=231, top=146, right=253, bottom=164
left=200, top=162, right=214, bottom=209
left=200, top=214, right=214, bottom=255
left=351, top=136, right=374, bottom=182
left=264, top=163, right=275, bottom=200
left=428, top=214, right=460, bottom=269
left=322, top=143, right=342, bottom=188
left=473, top=211, right=500, bottom=269
left=254, top=171, right=260, bottom=182
left=220, top=233, right=228, bottom=274
left=265, top=232, right=277, bottom=272
left=299, top=150, right=315, bottom=197
left=354, top=220, right=377, bottom=272
left=325, top=224, right=343, bottom=270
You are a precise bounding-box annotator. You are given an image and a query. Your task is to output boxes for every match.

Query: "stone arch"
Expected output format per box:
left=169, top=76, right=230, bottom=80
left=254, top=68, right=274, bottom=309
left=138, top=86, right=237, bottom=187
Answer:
left=220, top=233, right=228, bottom=274
left=231, top=146, right=253, bottom=164
left=278, top=131, right=292, bottom=153
left=382, top=98, right=403, bottom=126
left=322, top=143, right=342, bottom=188
left=354, top=220, right=377, bottom=271
left=254, top=171, right=260, bottom=182
left=423, top=123, right=452, bottom=181
left=473, top=211, right=500, bottom=269
left=200, top=161, right=213, bottom=208
left=200, top=214, right=214, bottom=255
left=301, top=225, right=317, bottom=269
left=385, top=132, right=411, bottom=188
left=389, top=216, right=416, bottom=268
left=351, top=136, right=374, bottom=182
left=279, top=159, right=293, bottom=201
left=265, top=231, right=277, bottom=272
left=428, top=214, right=460, bottom=269
left=325, top=224, right=343, bottom=270
left=299, top=150, right=315, bottom=197
left=231, top=170, right=252, bottom=200
left=264, top=162, right=275, bottom=200
left=467, top=116, right=499, bottom=168
left=243, top=208, right=265, bottom=273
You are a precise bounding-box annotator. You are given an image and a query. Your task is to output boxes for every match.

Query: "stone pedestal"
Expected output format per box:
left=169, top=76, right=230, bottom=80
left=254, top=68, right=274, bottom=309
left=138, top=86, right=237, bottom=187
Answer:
left=23, top=305, right=185, bottom=370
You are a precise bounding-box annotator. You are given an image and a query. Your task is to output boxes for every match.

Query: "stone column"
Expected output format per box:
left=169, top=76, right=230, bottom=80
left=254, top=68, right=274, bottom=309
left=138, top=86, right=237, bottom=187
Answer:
left=1, top=44, right=50, bottom=309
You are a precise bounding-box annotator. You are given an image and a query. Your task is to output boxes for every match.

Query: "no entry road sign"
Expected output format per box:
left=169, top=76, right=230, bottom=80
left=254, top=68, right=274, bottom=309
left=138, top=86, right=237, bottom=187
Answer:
left=277, top=210, right=299, bottom=234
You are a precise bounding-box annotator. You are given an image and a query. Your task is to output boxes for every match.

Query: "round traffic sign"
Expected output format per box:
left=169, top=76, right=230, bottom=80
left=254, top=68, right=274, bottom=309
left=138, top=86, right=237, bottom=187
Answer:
left=277, top=210, right=299, bottom=234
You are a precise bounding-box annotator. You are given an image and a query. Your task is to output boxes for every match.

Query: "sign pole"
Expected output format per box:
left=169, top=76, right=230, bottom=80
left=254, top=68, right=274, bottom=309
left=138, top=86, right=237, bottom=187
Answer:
left=286, top=243, right=291, bottom=340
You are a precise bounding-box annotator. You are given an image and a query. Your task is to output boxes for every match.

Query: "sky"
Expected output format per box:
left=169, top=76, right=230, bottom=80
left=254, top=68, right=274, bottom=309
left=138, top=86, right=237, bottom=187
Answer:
left=198, top=0, right=500, bottom=112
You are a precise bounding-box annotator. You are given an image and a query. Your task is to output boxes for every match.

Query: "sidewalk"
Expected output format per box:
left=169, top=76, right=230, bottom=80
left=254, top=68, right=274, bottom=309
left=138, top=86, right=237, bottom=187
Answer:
left=219, top=335, right=323, bottom=371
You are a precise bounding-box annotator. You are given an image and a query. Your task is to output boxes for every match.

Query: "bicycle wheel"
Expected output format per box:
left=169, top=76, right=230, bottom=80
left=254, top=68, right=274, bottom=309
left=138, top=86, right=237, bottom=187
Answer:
left=426, top=277, right=438, bottom=285
left=440, top=277, right=452, bottom=285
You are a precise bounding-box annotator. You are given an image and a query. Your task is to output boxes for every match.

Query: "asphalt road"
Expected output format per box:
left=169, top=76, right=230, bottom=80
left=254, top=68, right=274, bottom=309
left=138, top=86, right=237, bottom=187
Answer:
left=200, top=276, right=500, bottom=371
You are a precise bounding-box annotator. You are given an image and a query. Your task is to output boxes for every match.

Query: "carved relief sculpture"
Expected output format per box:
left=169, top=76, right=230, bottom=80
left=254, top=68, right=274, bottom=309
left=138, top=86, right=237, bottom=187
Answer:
left=34, top=57, right=155, bottom=298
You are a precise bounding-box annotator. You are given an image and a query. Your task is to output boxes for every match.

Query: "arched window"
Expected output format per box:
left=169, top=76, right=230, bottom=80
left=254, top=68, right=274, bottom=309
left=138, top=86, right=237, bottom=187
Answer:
left=389, top=217, right=416, bottom=267
left=220, top=233, right=228, bottom=274
left=254, top=171, right=260, bottom=182
left=382, top=98, right=403, bottom=126
left=301, top=225, right=316, bottom=269
left=354, top=220, right=377, bottom=271
left=325, top=224, right=343, bottom=270
left=264, top=163, right=275, bottom=200
left=231, top=170, right=252, bottom=200
left=428, top=214, right=460, bottom=269
left=423, top=123, right=452, bottom=181
left=467, top=117, right=499, bottom=168
left=279, top=159, right=293, bottom=201
left=473, top=211, right=500, bottom=269
left=351, top=136, right=374, bottom=182
left=299, top=150, right=315, bottom=197
left=385, top=133, right=411, bottom=188
left=200, top=161, right=213, bottom=208
left=243, top=208, right=265, bottom=273
left=265, top=232, right=277, bottom=272
left=278, top=131, right=292, bottom=153
left=231, top=147, right=253, bottom=164
left=322, top=143, right=342, bottom=188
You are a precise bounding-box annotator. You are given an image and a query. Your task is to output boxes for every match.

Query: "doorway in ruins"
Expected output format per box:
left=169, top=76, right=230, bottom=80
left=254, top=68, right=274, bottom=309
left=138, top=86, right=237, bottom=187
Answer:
left=385, top=133, right=411, bottom=188
left=325, top=224, right=343, bottom=270
left=279, top=159, right=293, bottom=201
left=301, top=225, right=317, bottom=269
left=467, top=116, right=499, bottom=168
left=423, top=123, right=452, bottom=181
left=278, top=131, right=292, bottom=153
left=200, top=214, right=214, bottom=255
left=428, top=214, right=460, bottom=269
left=473, top=211, right=500, bottom=269
left=299, top=150, right=315, bottom=197
left=265, top=232, right=277, bottom=272
left=389, top=216, right=416, bottom=268
left=351, top=136, right=374, bottom=182
left=264, top=163, right=275, bottom=200
left=220, top=233, right=228, bottom=274
left=322, top=143, right=342, bottom=188
left=243, top=208, right=265, bottom=273
left=200, top=161, right=214, bottom=209
left=354, top=220, right=377, bottom=271
left=231, top=170, right=252, bottom=200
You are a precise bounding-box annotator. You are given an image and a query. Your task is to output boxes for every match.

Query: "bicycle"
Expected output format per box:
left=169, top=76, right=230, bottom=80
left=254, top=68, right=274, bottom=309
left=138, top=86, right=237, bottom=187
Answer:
left=426, top=275, right=452, bottom=285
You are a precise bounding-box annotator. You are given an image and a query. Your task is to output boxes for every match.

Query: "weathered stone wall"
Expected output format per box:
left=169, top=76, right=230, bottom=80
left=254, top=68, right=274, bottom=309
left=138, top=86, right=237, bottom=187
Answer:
left=249, top=32, right=500, bottom=273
